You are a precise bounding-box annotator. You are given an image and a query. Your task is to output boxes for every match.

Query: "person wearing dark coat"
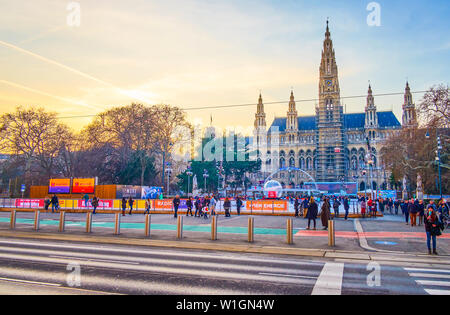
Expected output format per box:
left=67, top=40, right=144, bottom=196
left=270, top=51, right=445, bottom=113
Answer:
left=320, top=198, right=331, bottom=230
left=294, top=197, right=300, bottom=217
left=418, top=200, right=425, bottom=226
left=306, top=197, right=318, bottom=230
left=408, top=198, right=418, bottom=226
left=194, top=197, right=201, bottom=217
left=424, top=206, right=441, bottom=255
left=236, top=196, right=243, bottom=216
left=121, top=197, right=127, bottom=216
left=223, top=198, right=231, bottom=217
left=128, top=197, right=134, bottom=215
left=401, top=200, right=409, bottom=224
left=186, top=197, right=193, bottom=216
left=333, top=198, right=340, bottom=218
left=173, top=195, right=181, bottom=218
left=51, top=194, right=59, bottom=213
left=343, top=197, right=350, bottom=220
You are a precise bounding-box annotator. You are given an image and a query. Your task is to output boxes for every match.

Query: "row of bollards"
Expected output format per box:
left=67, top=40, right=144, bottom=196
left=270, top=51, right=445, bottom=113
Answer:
left=7, top=210, right=337, bottom=247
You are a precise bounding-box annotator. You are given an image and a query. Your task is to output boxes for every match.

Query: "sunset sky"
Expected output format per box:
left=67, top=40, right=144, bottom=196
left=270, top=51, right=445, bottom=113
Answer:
left=0, top=0, right=448, bottom=132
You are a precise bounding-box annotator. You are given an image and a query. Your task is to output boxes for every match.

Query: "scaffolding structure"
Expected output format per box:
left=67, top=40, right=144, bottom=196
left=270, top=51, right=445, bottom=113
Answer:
left=315, top=102, right=348, bottom=183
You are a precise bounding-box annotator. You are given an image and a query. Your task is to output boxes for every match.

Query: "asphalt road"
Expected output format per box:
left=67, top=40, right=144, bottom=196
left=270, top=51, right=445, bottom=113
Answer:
left=0, top=236, right=448, bottom=295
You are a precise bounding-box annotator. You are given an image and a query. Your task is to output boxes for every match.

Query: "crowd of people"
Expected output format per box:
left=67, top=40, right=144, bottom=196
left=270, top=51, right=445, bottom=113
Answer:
left=171, top=195, right=244, bottom=219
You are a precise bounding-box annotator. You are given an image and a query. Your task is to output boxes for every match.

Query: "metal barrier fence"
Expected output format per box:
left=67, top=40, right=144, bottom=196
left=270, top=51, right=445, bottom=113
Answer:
left=3, top=210, right=337, bottom=247
left=0, top=197, right=363, bottom=216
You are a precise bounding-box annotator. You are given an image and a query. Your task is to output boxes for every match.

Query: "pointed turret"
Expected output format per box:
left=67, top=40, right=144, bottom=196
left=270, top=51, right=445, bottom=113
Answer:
left=286, top=90, right=298, bottom=131
left=402, top=82, right=417, bottom=128
left=365, top=84, right=378, bottom=128
left=254, top=93, right=266, bottom=129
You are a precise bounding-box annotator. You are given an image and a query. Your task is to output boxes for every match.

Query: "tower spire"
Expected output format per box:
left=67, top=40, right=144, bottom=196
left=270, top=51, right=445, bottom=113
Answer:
left=254, top=92, right=266, bottom=130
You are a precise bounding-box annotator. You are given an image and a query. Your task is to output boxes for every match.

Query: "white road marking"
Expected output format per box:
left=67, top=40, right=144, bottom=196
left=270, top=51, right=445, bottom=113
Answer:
left=0, top=277, right=61, bottom=287
left=48, top=255, right=141, bottom=265
left=405, top=268, right=450, bottom=274
left=311, top=262, right=344, bottom=295
left=258, top=272, right=317, bottom=279
left=424, top=289, right=450, bottom=295
left=416, top=280, right=450, bottom=287
left=408, top=273, right=450, bottom=279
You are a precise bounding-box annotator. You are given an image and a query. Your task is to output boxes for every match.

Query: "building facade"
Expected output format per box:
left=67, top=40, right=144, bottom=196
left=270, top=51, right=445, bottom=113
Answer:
left=253, top=22, right=417, bottom=191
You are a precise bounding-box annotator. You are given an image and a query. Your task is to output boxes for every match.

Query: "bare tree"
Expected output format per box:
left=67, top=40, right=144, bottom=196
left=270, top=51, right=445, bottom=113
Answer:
left=83, top=103, right=159, bottom=186
left=151, top=104, right=192, bottom=189
left=418, top=84, right=450, bottom=128
left=0, top=106, right=73, bottom=184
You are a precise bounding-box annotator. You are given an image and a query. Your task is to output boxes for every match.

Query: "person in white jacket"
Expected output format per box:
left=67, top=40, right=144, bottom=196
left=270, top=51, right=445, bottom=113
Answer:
left=210, top=196, right=217, bottom=216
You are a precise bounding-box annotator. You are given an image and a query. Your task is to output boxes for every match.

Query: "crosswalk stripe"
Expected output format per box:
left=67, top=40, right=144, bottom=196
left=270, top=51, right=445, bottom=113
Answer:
left=408, top=273, right=450, bottom=279
left=405, top=268, right=450, bottom=274
left=416, top=280, right=450, bottom=287
left=311, top=262, right=344, bottom=295
left=424, top=289, right=450, bottom=295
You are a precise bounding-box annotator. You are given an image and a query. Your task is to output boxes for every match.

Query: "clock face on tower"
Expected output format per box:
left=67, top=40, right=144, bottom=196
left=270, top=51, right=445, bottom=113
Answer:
left=326, top=79, right=332, bottom=87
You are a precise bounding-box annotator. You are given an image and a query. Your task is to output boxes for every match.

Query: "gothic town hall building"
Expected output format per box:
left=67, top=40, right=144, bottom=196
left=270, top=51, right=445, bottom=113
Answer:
left=252, top=22, right=417, bottom=191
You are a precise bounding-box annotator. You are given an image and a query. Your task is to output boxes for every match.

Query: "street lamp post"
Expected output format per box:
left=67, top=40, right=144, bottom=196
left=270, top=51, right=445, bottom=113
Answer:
left=203, top=170, right=209, bottom=195
left=426, top=131, right=443, bottom=199
left=186, top=168, right=193, bottom=198
left=165, top=162, right=172, bottom=197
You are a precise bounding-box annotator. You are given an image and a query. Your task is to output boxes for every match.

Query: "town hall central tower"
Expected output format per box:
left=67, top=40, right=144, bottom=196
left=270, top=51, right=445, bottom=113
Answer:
left=316, top=21, right=346, bottom=182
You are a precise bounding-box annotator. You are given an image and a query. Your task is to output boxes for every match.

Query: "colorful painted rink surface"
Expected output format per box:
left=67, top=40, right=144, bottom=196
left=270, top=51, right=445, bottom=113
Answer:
left=0, top=217, right=295, bottom=236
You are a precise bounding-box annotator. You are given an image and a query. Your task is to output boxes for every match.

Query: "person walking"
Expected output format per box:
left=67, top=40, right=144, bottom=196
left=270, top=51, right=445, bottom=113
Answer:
left=83, top=193, right=90, bottom=209
left=301, top=197, right=309, bottom=217
left=343, top=197, right=350, bottom=220
left=224, top=197, right=231, bottom=217
left=378, top=198, right=385, bottom=214
left=186, top=197, right=193, bottom=216
left=306, top=197, right=318, bottom=230
left=333, top=198, right=340, bottom=219
left=294, top=197, right=300, bottom=217
left=236, top=196, right=243, bottom=216
left=320, top=198, right=331, bottom=230
left=388, top=198, right=394, bottom=214
left=121, top=197, right=127, bottom=216
left=173, top=195, right=180, bottom=218
left=394, top=199, right=400, bottom=215
left=144, top=198, right=151, bottom=215
left=361, top=198, right=367, bottom=218
left=401, top=200, right=409, bottom=225
left=128, top=197, right=134, bottom=215
left=424, top=206, right=442, bottom=255
left=51, top=194, right=59, bottom=213
left=409, top=198, right=418, bottom=227
left=194, top=197, right=201, bottom=217
left=91, top=196, right=99, bottom=214
left=209, top=195, right=217, bottom=216
left=418, top=200, right=425, bottom=226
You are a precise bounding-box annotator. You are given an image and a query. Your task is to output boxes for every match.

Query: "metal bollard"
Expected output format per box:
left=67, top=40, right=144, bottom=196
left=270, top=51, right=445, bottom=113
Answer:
left=10, top=210, right=16, bottom=229
left=286, top=218, right=293, bottom=244
left=86, top=212, right=93, bottom=233
left=211, top=215, right=217, bottom=240
left=59, top=212, right=66, bottom=232
left=114, top=213, right=121, bottom=235
left=34, top=211, right=40, bottom=231
left=328, top=220, right=335, bottom=247
left=177, top=216, right=183, bottom=239
left=144, top=214, right=151, bottom=237
left=248, top=217, right=254, bottom=243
